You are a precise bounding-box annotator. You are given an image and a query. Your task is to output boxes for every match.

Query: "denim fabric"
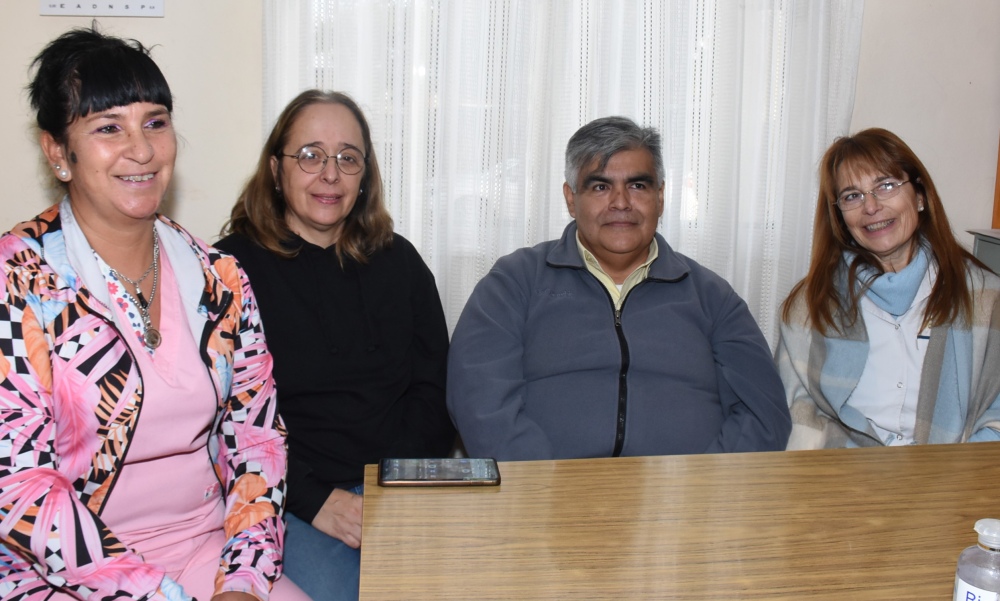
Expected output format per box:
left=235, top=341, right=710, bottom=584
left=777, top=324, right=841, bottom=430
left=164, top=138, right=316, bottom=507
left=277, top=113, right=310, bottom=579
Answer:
left=283, top=485, right=364, bottom=601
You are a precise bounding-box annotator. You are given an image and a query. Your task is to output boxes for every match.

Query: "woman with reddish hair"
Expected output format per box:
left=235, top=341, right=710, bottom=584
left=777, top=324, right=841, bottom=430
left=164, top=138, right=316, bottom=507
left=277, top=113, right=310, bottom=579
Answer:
left=776, top=128, right=1000, bottom=449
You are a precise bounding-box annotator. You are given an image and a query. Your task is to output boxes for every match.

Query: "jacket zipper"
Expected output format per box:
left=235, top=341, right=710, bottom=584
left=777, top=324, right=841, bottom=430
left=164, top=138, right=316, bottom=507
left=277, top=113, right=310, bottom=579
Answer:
left=587, top=267, right=683, bottom=456
left=611, top=305, right=632, bottom=457
left=597, top=286, right=632, bottom=458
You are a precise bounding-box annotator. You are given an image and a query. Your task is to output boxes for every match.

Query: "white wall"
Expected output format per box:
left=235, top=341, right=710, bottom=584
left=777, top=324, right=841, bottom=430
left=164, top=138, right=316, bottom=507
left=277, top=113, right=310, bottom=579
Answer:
left=2, top=1, right=996, bottom=249
left=0, top=1, right=262, bottom=242
left=850, top=0, right=1000, bottom=249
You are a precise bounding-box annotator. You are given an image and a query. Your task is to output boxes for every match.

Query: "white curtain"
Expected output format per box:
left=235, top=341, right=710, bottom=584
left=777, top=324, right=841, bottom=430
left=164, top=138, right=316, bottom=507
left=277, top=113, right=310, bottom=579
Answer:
left=262, top=0, right=864, bottom=347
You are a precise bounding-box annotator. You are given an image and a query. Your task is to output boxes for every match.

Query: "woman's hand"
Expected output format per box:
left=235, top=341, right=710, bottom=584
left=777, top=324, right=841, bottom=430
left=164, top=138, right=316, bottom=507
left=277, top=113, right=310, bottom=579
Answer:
left=311, top=488, right=364, bottom=548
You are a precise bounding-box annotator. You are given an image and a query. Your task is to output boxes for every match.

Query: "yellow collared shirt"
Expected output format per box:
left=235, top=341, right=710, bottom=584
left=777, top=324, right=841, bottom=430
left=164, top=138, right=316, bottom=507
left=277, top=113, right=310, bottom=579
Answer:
left=576, top=233, right=659, bottom=311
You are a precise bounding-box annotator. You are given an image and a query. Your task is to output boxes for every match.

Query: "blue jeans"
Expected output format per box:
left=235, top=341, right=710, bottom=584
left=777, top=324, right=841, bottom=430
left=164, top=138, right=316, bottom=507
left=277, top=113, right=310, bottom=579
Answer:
left=283, top=485, right=363, bottom=601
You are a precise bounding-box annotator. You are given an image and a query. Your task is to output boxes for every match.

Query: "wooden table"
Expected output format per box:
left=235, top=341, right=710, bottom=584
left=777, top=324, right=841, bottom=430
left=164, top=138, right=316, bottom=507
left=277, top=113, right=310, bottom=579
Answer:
left=359, top=442, right=1000, bottom=600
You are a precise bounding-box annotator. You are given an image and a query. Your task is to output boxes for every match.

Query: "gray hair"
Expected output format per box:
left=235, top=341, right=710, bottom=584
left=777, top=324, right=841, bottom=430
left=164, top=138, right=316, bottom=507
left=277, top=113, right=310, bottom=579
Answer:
left=564, top=116, right=664, bottom=193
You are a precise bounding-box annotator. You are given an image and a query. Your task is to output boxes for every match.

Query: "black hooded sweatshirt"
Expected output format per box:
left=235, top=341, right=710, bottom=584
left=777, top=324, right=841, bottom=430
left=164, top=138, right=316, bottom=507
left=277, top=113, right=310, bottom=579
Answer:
left=216, top=231, right=455, bottom=522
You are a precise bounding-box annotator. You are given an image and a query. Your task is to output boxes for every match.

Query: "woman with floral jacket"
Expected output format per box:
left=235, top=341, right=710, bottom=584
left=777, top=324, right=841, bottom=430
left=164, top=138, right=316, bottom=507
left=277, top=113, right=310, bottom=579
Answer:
left=0, top=28, right=307, bottom=601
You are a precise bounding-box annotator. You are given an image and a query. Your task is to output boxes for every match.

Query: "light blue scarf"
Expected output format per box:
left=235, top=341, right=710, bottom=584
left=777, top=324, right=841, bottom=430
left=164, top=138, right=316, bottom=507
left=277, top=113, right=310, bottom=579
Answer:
left=847, top=245, right=930, bottom=317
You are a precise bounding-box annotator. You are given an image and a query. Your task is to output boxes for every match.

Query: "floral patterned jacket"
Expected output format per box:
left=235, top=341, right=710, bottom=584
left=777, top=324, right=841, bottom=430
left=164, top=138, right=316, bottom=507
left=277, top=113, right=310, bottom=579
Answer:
left=0, top=205, right=288, bottom=601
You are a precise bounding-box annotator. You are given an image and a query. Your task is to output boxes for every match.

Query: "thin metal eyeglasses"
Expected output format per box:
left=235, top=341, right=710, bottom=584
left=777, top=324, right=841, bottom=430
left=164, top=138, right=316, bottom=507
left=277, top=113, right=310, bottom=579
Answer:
left=280, top=145, right=366, bottom=175
left=834, top=179, right=910, bottom=211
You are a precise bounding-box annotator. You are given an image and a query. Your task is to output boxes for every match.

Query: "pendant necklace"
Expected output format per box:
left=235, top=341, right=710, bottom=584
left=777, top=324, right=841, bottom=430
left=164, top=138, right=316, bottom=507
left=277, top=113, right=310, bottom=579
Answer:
left=110, top=228, right=162, bottom=349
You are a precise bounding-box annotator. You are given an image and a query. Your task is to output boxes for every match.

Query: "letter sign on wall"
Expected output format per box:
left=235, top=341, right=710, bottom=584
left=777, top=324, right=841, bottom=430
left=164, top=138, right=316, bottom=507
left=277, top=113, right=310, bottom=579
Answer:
left=39, top=1, right=165, bottom=17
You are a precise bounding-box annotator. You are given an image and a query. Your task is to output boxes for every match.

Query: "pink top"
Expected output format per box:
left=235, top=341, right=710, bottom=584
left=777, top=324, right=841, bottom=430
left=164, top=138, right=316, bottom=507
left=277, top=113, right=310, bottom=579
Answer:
left=100, top=249, right=225, bottom=576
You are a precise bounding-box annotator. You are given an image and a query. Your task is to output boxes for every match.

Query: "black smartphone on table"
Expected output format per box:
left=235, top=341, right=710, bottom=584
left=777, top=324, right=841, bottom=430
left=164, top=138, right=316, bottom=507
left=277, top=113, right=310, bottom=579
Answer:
left=377, top=457, right=501, bottom=487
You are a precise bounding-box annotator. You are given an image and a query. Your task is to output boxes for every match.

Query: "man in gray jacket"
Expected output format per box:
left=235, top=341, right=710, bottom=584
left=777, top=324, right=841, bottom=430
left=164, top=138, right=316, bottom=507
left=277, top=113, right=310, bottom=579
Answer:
left=447, top=116, right=790, bottom=461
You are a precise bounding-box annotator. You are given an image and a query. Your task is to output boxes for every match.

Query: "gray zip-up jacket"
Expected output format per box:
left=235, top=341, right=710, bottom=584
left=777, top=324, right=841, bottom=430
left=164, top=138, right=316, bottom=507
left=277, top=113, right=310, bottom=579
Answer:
left=447, top=221, right=790, bottom=461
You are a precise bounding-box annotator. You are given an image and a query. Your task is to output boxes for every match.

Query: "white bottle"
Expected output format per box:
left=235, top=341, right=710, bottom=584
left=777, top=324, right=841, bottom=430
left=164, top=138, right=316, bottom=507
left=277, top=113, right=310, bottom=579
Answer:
left=955, top=519, right=1000, bottom=601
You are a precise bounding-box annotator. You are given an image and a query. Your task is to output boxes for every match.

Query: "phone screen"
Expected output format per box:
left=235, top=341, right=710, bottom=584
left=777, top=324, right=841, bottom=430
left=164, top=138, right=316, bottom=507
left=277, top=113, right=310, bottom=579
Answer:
left=377, top=458, right=501, bottom=486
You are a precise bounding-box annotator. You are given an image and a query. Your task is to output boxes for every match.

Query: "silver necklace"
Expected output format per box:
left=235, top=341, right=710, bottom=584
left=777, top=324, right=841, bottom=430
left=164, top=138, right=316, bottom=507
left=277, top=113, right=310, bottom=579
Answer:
left=110, top=228, right=161, bottom=349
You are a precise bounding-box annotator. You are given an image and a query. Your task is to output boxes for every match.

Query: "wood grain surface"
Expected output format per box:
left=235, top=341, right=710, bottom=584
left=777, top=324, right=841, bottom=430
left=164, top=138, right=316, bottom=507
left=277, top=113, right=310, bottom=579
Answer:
left=359, top=442, right=1000, bottom=600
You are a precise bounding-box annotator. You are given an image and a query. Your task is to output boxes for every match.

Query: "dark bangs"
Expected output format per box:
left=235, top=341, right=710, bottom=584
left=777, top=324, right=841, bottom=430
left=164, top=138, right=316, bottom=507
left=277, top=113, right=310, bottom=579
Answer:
left=29, top=28, right=173, bottom=140
left=73, top=47, right=173, bottom=119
